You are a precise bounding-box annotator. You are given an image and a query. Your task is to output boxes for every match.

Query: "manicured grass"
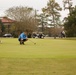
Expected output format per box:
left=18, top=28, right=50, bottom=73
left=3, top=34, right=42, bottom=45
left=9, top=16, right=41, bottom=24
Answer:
left=0, top=58, right=76, bottom=75
left=0, top=38, right=76, bottom=75
left=0, top=38, right=76, bottom=58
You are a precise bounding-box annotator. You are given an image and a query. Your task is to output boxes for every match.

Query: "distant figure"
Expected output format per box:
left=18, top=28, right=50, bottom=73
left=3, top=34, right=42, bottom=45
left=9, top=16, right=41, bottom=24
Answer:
left=32, top=33, right=37, bottom=38
left=61, top=30, right=65, bottom=38
left=18, top=31, right=28, bottom=45
left=38, top=33, right=44, bottom=39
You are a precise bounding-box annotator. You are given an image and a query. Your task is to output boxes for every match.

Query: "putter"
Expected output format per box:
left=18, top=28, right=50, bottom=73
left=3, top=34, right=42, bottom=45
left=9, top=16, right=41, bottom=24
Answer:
left=29, top=39, right=36, bottom=44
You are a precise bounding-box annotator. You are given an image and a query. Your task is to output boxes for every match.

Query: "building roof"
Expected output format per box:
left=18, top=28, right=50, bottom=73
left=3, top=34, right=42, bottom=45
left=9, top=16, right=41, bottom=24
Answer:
left=0, top=17, right=14, bottom=23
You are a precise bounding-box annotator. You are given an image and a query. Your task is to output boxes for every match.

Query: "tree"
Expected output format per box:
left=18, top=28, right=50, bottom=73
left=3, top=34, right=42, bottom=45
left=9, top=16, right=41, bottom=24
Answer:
left=64, top=6, right=76, bottom=37
left=5, top=6, right=37, bottom=37
left=0, top=20, right=5, bottom=36
left=63, top=0, right=73, bottom=12
left=42, top=0, right=62, bottom=38
left=37, top=13, right=47, bottom=32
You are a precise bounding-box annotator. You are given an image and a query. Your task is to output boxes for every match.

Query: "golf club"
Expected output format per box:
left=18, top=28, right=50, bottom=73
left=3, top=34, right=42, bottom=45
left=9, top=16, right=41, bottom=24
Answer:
left=29, top=39, right=36, bottom=44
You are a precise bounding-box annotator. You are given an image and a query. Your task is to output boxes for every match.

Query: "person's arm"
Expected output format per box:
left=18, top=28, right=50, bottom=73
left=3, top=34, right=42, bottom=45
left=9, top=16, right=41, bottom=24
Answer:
left=22, top=33, right=27, bottom=39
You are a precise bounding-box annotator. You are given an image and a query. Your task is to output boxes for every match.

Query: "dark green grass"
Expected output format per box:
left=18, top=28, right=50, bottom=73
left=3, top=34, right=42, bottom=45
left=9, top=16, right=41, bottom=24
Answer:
left=0, top=38, right=76, bottom=75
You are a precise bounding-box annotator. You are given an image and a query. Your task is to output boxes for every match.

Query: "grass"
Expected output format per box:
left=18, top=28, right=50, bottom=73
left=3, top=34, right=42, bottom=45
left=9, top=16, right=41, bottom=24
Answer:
left=0, top=38, right=76, bottom=75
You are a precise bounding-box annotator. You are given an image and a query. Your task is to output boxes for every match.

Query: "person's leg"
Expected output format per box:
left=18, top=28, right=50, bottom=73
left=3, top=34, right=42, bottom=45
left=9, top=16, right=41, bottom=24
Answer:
left=22, top=40, right=24, bottom=44
left=19, top=39, right=26, bottom=45
left=20, top=39, right=26, bottom=45
left=22, top=39, right=28, bottom=44
left=19, top=39, right=23, bottom=44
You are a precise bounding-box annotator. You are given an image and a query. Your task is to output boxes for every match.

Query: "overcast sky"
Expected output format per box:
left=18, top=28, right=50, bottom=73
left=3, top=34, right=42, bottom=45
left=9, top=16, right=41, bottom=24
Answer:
left=0, top=0, right=76, bottom=20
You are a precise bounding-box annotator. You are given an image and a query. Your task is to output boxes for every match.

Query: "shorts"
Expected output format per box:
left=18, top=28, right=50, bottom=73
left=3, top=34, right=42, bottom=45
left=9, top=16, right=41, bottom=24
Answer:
left=18, top=39, right=27, bottom=42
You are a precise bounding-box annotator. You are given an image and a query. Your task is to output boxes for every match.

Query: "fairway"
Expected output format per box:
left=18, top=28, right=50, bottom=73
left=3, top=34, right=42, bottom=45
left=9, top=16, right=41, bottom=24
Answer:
left=0, top=38, right=76, bottom=75
left=0, top=38, right=76, bottom=58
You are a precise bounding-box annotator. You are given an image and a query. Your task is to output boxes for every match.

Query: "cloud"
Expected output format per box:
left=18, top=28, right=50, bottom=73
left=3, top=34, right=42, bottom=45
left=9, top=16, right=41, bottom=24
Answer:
left=0, top=0, right=76, bottom=19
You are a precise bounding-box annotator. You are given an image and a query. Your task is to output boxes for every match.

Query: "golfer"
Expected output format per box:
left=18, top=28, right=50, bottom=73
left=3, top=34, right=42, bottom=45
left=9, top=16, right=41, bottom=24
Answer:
left=18, top=31, right=28, bottom=45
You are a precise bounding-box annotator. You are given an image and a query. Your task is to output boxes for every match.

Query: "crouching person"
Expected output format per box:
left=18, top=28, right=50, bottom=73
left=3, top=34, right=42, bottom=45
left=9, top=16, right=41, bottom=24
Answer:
left=18, top=31, right=28, bottom=45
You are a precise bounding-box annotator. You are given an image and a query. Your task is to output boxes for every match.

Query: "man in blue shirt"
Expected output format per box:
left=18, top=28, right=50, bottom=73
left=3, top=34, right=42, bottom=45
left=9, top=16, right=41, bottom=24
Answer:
left=18, top=32, right=28, bottom=45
